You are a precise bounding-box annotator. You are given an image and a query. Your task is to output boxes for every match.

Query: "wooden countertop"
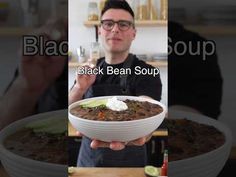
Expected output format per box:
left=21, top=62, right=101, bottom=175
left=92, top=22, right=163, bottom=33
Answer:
left=68, top=122, right=168, bottom=137
left=0, top=166, right=160, bottom=177
left=0, top=165, right=9, bottom=177
left=68, top=167, right=160, bottom=177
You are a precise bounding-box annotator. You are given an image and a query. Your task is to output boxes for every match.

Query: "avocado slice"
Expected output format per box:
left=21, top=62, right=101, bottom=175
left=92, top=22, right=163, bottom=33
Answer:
left=26, top=116, right=67, bottom=134
left=80, top=99, right=108, bottom=108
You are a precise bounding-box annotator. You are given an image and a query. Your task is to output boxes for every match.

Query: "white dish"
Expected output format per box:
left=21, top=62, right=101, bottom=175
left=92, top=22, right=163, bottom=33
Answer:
left=0, top=110, right=67, bottom=177
left=168, top=110, right=232, bottom=177
left=69, top=96, right=167, bottom=142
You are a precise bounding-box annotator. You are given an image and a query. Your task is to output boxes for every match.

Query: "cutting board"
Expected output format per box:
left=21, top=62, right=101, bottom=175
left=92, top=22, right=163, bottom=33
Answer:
left=69, top=167, right=159, bottom=177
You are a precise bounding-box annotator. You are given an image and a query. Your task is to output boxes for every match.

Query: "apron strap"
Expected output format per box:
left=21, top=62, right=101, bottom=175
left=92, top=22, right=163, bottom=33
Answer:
left=96, top=54, right=135, bottom=95
left=120, top=54, right=135, bottom=95
left=72, top=55, right=135, bottom=95
left=95, top=58, right=106, bottom=83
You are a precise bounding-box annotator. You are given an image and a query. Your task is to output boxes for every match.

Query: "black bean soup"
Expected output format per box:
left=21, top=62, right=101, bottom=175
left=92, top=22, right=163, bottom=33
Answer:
left=70, top=99, right=163, bottom=121
left=166, top=118, right=225, bottom=161
left=4, top=128, right=67, bottom=165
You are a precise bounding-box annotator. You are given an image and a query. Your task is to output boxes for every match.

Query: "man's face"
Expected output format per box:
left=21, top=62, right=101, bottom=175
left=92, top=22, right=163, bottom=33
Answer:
left=99, top=9, right=136, bottom=54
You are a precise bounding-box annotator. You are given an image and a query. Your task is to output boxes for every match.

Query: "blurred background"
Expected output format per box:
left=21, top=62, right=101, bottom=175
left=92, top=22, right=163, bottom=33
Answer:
left=0, top=0, right=67, bottom=94
left=0, top=0, right=236, bottom=175
left=169, top=0, right=236, bottom=146
left=169, top=0, right=236, bottom=176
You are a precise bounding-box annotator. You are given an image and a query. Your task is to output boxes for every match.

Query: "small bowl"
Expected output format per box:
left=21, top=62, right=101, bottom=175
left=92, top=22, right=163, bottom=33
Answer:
left=168, top=110, right=232, bottom=177
left=68, top=96, right=167, bottom=142
left=0, top=110, right=67, bottom=177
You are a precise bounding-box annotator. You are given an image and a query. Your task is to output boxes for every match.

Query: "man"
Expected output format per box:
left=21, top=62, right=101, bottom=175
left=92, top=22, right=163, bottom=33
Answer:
left=69, top=0, right=162, bottom=167
left=0, top=18, right=68, bottom=130
left=168, top=21, right=223, bottom=119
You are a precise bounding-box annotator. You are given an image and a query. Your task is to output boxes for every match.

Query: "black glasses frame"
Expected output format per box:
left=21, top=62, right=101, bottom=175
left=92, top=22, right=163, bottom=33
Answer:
left=100, top=20, right=135, bottom=31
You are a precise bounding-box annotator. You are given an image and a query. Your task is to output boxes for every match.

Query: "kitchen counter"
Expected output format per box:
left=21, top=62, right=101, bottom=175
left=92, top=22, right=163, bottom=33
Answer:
left=68, top=167, right=160, bottom=177
left=0, top=165, right=9, bottom=177
left=0, top=166, right=160, bottom=177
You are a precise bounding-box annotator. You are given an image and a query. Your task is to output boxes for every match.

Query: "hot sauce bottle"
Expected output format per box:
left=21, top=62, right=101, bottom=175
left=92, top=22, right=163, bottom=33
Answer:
left=161, top=150, right=168, bottom=176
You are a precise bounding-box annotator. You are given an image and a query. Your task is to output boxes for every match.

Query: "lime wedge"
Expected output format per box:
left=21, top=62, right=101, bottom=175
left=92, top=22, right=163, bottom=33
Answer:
left=68, top=167, right=75, bottom=174
left=144, top=166, right=159, bottom=177
left=80, top=99, right=108, bottom=108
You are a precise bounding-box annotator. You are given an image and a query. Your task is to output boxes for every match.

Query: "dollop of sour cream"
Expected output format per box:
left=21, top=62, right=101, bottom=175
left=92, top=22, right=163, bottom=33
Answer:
left=106, top=97, right=128, bottom=111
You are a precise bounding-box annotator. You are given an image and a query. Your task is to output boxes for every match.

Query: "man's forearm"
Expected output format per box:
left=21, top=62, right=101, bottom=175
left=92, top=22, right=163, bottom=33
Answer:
left=0, top=78, right=41, bottom=130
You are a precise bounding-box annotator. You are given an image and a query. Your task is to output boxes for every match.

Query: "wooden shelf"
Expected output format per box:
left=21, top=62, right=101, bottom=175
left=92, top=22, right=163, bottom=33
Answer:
left=84, top=20, right=167, bottom=27
left=69, top=60, right=167, bottom=68
left=185, top=25, right=236, bottom=36
left=147, top=61, right=168, bottom=67
left=0, top=27, right=35, bottom=37
left=2, top=25, right=236, bottom=36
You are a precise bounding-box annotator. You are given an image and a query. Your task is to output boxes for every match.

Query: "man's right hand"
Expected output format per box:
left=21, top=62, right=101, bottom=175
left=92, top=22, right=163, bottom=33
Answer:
left=75, top=64, right=96, bottom=92
left=69, top=64, right=96, bottom=105
left=0, top=18, right=67, bottom=129
left=19, top=18, right=67, bottom=95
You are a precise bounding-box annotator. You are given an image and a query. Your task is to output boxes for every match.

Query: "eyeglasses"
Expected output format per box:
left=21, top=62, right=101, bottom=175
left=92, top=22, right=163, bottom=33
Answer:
left=100, top=20, right=134, bottom=31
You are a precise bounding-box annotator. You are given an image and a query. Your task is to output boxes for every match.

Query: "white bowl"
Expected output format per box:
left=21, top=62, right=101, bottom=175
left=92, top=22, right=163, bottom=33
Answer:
left=168, top=110, right=233, bottom=177
left=0, top=110, right=67, bottom=177
left=68, top=96, right=167, bottom=142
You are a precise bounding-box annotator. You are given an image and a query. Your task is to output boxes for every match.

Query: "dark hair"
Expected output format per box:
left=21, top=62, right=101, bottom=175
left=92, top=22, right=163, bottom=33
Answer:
left=101, top=0, right=134, bottom=19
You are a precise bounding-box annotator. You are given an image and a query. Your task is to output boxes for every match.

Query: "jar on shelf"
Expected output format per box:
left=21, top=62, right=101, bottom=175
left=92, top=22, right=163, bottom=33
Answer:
left=89, top=42, right=100, bottom=64
left=147, top=0, right=158, bottom=20
left=99, top=0, right=106, bottom=14
left=88, top=2, right=99, bottom=21
left=160, top=0, right=168, bottom=20
left=137, top=0, right=148, bottom=20
left=20, top=0, right=39, bottom=27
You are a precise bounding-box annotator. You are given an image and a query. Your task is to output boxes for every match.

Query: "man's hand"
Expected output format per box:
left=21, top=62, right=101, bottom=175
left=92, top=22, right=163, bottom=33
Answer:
left=75, top=64, right=97, bottom=92
left=76, top=131, right=152, bottom=151
left=0, top=18, right=67, bottom=129
left=69, top=64, right=96, bottom=105
left=19, top=18, right=67, bottom=95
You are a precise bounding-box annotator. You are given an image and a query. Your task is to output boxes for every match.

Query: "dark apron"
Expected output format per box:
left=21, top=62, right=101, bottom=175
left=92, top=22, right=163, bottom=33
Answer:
left=77, top=55, right=147, bottom=167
